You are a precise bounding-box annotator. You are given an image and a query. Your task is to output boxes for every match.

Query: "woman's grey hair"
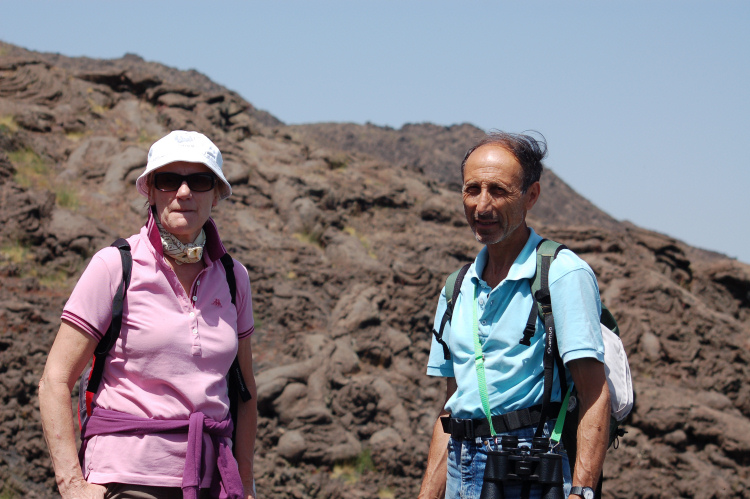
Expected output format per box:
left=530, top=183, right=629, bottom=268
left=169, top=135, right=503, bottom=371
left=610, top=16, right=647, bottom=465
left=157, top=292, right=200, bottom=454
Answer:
left=460, top=131, right=547, bottom=193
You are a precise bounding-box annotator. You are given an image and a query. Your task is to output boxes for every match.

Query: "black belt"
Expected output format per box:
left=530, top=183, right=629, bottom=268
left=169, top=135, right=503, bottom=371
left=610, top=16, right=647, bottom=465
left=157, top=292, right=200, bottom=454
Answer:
left=440, top=403, right=561, bottom=440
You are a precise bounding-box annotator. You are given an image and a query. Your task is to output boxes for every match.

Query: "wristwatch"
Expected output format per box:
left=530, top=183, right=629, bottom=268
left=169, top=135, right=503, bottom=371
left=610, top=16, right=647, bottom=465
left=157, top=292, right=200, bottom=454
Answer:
left=569, top=486, right=595, bottom=499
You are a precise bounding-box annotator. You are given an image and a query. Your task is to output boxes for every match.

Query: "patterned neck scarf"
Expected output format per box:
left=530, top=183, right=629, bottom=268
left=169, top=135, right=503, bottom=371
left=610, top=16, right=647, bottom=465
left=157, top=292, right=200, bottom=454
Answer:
left=154, top=217, right=206, bottom=265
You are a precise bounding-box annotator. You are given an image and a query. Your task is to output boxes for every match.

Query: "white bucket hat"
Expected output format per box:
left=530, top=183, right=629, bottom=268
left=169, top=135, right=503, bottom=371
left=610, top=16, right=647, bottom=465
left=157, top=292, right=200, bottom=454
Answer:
left=136, top=130, right=232, bottom=200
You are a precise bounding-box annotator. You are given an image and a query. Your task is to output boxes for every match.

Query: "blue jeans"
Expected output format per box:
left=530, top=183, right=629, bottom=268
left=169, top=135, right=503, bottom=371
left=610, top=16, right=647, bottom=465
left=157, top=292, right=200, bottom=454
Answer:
left=445, top=420, right=572, bottom=499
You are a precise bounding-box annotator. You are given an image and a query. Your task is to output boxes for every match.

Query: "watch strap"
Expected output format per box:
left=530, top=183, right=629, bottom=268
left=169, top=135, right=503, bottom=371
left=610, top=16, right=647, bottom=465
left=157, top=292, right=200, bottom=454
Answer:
left=569, top=486, right=595, bottom=498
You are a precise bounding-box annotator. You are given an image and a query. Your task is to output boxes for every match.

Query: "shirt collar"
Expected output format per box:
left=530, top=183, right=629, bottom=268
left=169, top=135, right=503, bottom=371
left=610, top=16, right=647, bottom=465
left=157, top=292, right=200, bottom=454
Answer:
left=470, top=227, right=542, bottom=285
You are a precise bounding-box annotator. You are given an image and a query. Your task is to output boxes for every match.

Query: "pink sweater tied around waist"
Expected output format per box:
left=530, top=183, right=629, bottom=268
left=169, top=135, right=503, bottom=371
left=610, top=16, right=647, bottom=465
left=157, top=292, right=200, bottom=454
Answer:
left=81, top=407, right=243, bottom=499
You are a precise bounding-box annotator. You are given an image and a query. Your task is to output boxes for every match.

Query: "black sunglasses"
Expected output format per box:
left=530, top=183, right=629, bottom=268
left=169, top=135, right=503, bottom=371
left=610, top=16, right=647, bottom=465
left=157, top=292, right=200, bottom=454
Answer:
left=153, top=172, right=217, bottom=192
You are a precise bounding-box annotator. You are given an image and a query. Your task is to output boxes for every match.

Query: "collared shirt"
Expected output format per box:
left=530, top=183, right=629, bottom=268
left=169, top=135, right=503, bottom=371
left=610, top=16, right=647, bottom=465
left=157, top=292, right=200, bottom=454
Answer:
left=62, top=211, right=254, bottom=487
left=427, top=228, right=604, bottom=420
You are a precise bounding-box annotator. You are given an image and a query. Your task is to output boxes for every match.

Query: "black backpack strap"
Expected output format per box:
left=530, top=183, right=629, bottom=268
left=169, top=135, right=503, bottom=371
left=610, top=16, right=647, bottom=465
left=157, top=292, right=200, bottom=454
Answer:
left=432, top=263, right=471, bottom=360
left=220, top=253, right=252, bottom=449
left=87, top=238, right=132, bottom=395
left=220, top=253, right=238, bottom=306
left=532, top=240, right=568, bottom=438
left=519, top=293, right=538, bottom=346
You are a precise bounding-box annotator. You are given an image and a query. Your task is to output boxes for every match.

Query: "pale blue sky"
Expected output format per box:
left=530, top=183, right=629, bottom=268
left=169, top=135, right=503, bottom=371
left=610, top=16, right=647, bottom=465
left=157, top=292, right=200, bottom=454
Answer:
left=2, top=1, right=748, bottom=262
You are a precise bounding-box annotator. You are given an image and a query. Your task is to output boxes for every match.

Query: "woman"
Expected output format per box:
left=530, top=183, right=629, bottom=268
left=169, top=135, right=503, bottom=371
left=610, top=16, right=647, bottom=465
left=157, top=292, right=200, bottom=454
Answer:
left=39, top=131, right=257, bottom=499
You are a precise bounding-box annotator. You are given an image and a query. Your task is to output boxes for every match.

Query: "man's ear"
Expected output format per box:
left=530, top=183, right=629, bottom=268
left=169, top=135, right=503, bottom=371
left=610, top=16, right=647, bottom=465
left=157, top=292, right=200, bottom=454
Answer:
left=524, top=181, right=541, bottom=210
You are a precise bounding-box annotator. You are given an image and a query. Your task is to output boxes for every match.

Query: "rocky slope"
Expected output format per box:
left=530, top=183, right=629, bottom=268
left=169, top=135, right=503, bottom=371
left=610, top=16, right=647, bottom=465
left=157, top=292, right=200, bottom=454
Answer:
left=1, top=41, right=749, bottom=498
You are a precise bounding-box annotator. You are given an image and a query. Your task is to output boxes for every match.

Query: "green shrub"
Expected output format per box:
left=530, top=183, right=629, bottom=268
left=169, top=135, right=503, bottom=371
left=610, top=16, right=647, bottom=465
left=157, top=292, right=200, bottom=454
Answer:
left=355, top=448, right=374, bottom=474
left=0, top=115, right=18, bottom=133
left=326, top=153, right=350, bottom=170
left=331, top=448, right=375, bottom=484
left=293, top=230, right=324, bottom=248
left=65, top=130, right=86, bottom=142
left=0, top=240, right=33, bottom=264
left=9, top=148, right=50, bottom=189
left=55, top=184, right=80, bottom=209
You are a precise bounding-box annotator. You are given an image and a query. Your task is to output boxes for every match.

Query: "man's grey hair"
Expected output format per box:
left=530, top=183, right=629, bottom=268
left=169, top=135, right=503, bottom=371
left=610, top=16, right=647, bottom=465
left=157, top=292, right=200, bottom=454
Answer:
left=460, top=131, right=547, bottom=193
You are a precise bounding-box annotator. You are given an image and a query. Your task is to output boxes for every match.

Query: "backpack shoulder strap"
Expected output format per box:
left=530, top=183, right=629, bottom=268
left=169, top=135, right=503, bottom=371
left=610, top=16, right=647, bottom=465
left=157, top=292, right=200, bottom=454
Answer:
left=219, top=253, right=237, bottom=306
left=531, top=239, right=566, bottom=303
left=221, top=251, right=252, bottom=452
left=446, top=264, right=471, bottom=313
left=600, top=305, right=620, bottom=337
left=432, top=263, right=471, bottom=360
left=220, top=252, right=250, bottom=396
left=87, top=238, right=132, bottom=395
left=531, top=239, right=570, bottom=438
left=519, top=240, right=565, bottom=345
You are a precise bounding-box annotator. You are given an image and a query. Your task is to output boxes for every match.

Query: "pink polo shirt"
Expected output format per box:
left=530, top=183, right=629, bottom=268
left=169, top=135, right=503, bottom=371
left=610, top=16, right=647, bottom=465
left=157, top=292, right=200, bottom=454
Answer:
left=62, top=212, right=254, bottom=488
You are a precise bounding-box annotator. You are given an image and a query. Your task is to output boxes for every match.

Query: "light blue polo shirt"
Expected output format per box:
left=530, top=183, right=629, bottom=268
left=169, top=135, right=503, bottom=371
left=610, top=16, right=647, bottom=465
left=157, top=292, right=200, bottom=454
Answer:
left=427, top=228, right=605, bottom=420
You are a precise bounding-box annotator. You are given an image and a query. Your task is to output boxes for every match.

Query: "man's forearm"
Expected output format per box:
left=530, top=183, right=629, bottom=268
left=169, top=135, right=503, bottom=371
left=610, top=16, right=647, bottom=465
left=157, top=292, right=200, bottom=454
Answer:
left=418, top=414, right=450, bottom=499
left=419, top=377, right=456, bottom=499
left=573, top=391, right=609, bottom=488
left=569, top=359, right=611, bottom=490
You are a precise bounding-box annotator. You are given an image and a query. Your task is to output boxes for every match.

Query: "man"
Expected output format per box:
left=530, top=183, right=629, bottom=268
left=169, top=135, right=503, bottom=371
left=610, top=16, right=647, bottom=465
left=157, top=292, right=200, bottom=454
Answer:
left=418, top=132, right=610, bottom=499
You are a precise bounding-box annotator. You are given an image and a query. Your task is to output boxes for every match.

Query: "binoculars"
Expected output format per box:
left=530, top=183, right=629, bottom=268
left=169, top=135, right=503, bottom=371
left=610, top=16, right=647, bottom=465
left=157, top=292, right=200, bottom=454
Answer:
left=480, top=436, right=564, bottom=499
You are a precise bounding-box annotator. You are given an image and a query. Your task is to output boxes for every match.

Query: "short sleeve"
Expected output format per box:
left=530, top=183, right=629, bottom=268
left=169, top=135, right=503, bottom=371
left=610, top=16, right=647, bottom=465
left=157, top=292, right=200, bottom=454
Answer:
left=548, top=253, right=605, bottom=365
left=61, top=248, right=121, bottom=341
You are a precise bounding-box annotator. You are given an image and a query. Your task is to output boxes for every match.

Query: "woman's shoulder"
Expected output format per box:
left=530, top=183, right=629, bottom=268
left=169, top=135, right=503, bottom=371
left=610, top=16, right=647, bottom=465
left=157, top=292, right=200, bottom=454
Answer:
left=229, top=255, right=249, bottom=273
left=83, top=246, right=122, bottom=277
left=228, top=255, right=251, bottom=294
left=217, top=254, right=252, bottom=309
left=92, top=244, right=121, bottom=261
left=87, top=233, right=143, bottom=273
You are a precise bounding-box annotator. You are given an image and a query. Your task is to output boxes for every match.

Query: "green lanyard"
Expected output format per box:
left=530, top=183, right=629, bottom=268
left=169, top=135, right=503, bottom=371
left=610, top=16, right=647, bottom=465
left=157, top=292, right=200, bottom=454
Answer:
left=472, top=286, right=497, bottom=437
left=550, top=386, right=571, bottom=446
left=473, top=285, right=571, bottom=444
